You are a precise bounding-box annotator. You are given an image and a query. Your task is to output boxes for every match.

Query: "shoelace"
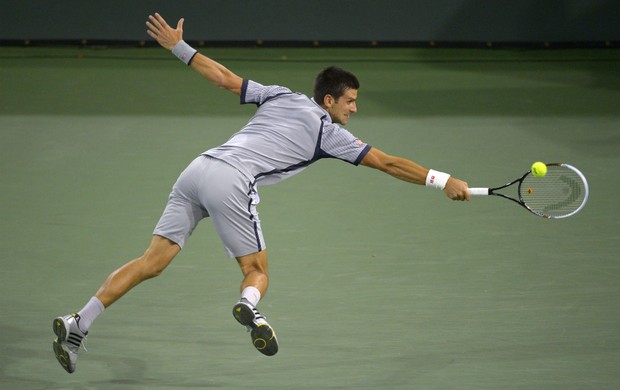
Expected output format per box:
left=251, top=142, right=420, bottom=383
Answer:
left=252, top=307, right=268, bottom=320
left=80, top=335, right=88, bottom=352
left=66, top=332, right=88, bottom=352
left=250, top=306, right=269, bottom=330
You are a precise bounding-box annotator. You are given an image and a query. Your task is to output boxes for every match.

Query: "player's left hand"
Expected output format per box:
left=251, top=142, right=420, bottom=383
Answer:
left=146, top=13, right=184, bottom=51
left=444, top=177, right=470, bottom=201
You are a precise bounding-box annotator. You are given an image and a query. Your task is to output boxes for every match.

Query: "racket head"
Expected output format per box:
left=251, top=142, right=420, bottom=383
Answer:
left=518, top=163, right=589, bottom=218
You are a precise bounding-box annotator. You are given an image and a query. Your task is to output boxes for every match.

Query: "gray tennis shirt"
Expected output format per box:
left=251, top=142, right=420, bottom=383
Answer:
left=204, top=79, right=372, bottom=187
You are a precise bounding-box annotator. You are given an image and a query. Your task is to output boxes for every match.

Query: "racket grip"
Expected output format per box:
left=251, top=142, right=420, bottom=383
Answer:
left=468, top=187, right=490, bottom=196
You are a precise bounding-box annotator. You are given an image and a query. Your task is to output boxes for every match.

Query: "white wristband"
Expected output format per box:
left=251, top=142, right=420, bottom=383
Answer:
left=171, top=40, right=197, bottom=65
left=426, top=169, right=451, bottom=190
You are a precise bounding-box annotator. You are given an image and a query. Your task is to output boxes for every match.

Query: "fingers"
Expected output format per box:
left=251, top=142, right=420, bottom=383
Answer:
left=457, top=185, right=471, bottom=201
left=459, top=182, right=471, bottom=201
left=146, top=21, right=157, bottom=36
left=153, top=13, right=169, bottom=28
left=147, top=13, right=179, bottom=32
left=461, top=188, right=471, bottom=201
left=146, top=13, right=184, bottom=50
left=147, top=13, right=175, bottom=36
left=146, top=15, right=162, bottom=37
left=147, top=15, right=162, bottom=32
left=444, top=178, right=470, bottom=201
left=451, top=193, right=469, bottom=201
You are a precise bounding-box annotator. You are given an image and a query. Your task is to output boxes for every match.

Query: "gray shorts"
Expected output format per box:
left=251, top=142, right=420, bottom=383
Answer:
left=154, top=155, right=265, bottom=257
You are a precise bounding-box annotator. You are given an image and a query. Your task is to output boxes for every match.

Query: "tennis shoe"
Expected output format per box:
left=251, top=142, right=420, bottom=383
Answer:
left=232, top=300, right=278, bottom=356
left=52, top=313, right=87, bottom=373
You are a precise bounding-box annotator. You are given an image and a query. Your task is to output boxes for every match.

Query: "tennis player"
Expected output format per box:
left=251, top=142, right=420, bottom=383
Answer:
left=52, top=12, right=470, bottom=373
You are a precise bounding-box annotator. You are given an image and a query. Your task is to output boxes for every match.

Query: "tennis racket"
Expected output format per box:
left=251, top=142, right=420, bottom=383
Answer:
left=468, top=163, right=589, bottom=218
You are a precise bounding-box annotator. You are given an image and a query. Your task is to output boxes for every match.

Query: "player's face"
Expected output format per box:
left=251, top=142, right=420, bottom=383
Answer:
left=326, top=88, right=358, bottom=125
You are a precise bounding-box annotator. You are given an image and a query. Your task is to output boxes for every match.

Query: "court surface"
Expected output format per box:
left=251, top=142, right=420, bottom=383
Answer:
left=1, top=47, right=619, bottom=389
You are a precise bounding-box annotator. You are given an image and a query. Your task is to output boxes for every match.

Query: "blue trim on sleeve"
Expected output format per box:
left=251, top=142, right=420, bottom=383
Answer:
left=240, top=79, right=249, bottom=104
left=353, top=144, right=372, bottom=166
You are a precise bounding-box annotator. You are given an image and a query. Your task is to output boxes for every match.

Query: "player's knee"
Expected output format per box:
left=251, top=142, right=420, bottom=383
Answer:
left=137, top=238, right=179, bottom=279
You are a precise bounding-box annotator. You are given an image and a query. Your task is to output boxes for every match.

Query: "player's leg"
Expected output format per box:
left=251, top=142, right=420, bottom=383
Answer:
left=52, top=235, right=181, bottom=373
left=95, top=235, right=181, bottom=307
left=232, top=250, right=278, bottom=356
left=52, top=156, right=207, bottom=373
left=95, top=156, right=209, bottom=310
left=196, top=158, right=278, bottom=355
left=237, top=249, right=269, bottom=299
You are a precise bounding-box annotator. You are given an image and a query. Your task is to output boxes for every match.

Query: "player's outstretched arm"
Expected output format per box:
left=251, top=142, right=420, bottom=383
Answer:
left=360, top=147, right=470, bottom=201
left=146, top=13, right=243, bottom=95
left=360, top=147, right=427, bottom=184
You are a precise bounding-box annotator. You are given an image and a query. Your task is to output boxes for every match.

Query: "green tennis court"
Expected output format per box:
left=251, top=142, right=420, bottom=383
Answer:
left=1, top=47, right=619, bottom=389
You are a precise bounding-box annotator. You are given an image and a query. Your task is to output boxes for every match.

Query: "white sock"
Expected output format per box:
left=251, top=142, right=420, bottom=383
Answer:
left=77, top=296, right=105, bottom=333
left=240, top=286, right=261, bottom=307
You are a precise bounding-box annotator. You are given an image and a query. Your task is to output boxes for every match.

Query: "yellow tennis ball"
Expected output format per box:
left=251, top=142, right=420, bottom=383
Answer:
left=531, top=162, right=547, bottom=177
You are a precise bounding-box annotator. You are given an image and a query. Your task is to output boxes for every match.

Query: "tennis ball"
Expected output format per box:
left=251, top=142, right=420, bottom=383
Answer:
left=531, top=162, right=547, bottom=177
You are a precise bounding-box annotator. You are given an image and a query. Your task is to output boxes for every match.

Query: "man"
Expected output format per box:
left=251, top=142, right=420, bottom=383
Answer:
left=52, top=13, right=470, bottom=373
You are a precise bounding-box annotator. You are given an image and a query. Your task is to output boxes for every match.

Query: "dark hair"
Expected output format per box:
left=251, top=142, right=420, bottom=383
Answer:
left=313, top=66, right=360, bottom=105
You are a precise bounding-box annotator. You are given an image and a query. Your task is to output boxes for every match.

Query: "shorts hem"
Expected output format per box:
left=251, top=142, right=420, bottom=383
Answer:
left=153, top=231, right=185, bottom=249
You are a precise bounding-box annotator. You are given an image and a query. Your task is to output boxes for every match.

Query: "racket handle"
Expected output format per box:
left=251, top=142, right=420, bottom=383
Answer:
left=468, top=187, right=490, bottom=196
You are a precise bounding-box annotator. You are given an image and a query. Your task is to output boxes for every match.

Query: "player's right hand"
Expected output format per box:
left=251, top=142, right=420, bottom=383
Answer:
left=444, top=177, right=470, bottom=201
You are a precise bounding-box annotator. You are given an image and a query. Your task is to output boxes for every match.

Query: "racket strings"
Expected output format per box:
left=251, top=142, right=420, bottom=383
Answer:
left=520, top=166, right=587, bottom=217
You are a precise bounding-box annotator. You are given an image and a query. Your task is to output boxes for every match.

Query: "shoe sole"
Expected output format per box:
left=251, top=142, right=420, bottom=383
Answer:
left=52, top=317, right=68, bottom=341
left=251, top=324, right=278, bottom=356
left=52, top=317, right=77, bottom=374
left=232, top=303, right=279, bottom=356
left=232, top=303, right=255, bottom=326
left=52, top=339, right=75, bottom=373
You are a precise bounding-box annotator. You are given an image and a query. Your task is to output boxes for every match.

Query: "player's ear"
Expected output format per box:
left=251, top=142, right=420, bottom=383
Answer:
left=323, top=94, right=335, bottom=108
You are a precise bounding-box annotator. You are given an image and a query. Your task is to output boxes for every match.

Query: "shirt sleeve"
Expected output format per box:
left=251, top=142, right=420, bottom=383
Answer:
left=320, top=122, right=372, bottom=165
left=240, top=79, right=293, bottom=106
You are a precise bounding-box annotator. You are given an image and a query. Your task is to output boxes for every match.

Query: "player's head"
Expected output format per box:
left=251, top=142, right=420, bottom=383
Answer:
left=314, top=66, right=359, bottom=125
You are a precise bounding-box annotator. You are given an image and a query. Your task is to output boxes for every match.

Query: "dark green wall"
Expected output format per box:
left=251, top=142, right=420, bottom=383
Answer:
left=1, top=0, right=618, bottom=43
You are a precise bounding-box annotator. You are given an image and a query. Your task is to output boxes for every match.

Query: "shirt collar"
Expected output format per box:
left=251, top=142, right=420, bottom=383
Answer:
left=311, top=97, right=332, bottom=123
